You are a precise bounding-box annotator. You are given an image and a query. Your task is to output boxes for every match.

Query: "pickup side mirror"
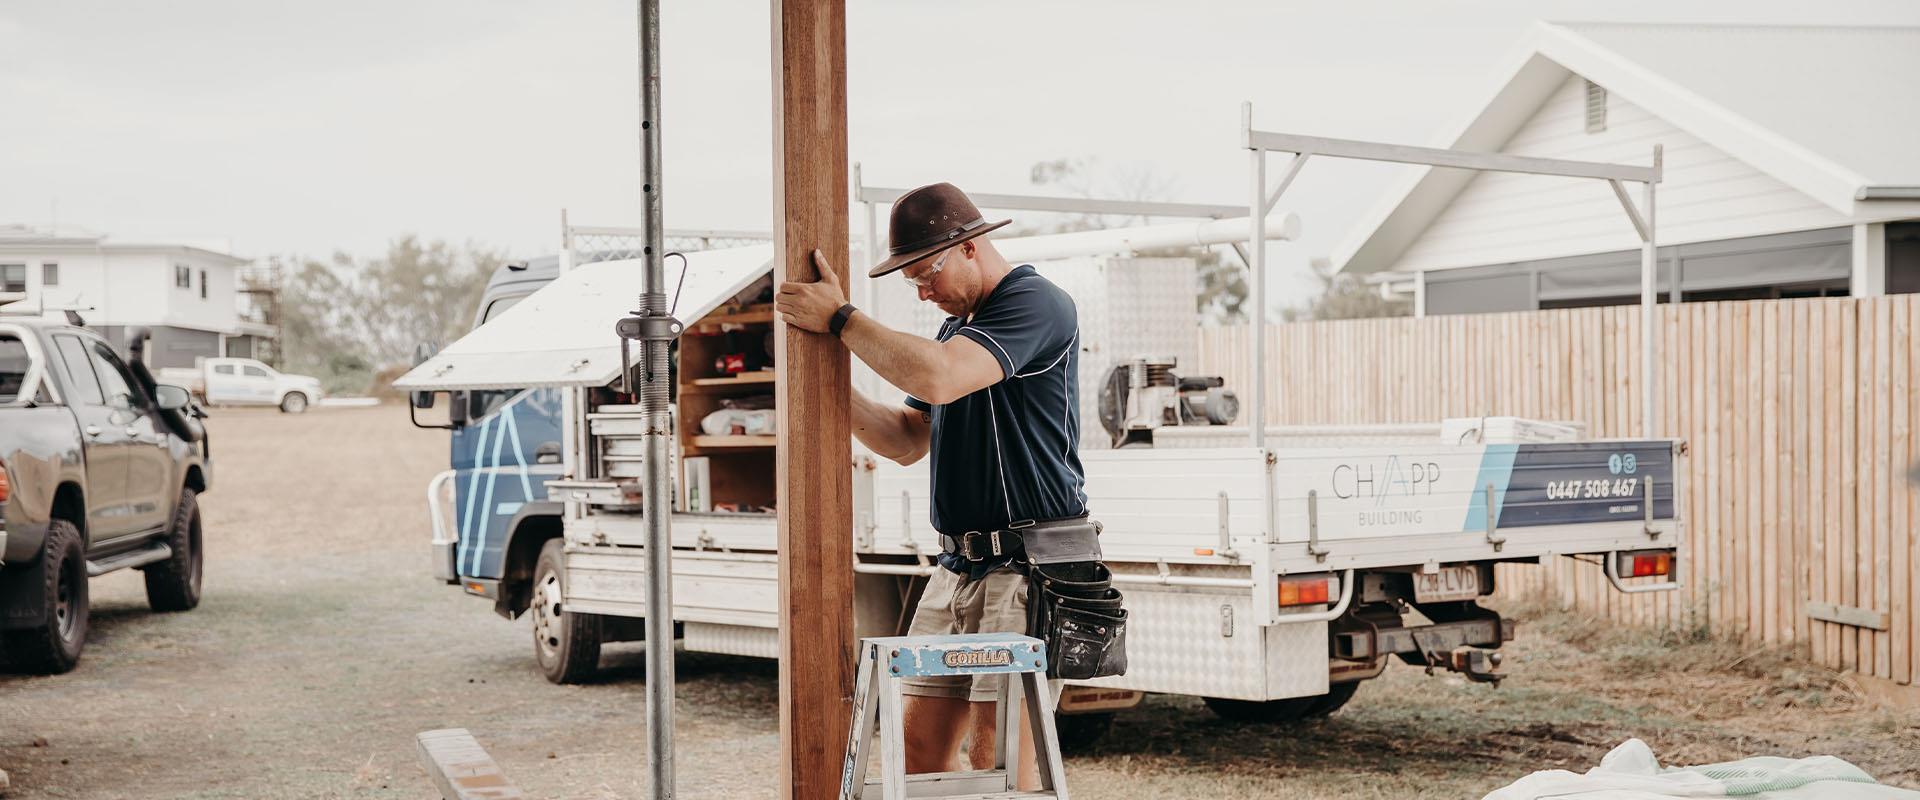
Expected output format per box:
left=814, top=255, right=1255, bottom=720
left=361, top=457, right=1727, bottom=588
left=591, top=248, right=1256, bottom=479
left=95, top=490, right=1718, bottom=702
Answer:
left=154, top=383, right=192, bottom=411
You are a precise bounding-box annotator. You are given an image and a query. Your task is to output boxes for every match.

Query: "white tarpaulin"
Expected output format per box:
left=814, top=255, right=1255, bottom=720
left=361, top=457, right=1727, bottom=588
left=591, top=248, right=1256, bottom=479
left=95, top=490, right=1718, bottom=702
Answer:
left=393, top=245, right=773, bottom=391
left=1484, top=739, right=1919, bottom=800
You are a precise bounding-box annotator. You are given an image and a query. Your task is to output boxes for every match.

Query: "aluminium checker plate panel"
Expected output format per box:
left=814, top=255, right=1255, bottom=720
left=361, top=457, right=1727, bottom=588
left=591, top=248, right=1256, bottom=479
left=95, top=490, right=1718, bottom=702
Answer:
left=1075, top=584, right=1329, bottom=701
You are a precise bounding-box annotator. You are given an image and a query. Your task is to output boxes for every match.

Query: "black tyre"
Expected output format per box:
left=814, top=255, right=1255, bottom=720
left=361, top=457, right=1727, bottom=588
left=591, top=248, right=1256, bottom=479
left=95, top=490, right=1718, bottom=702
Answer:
left=144, top=488, right=204, bottom=612
left=1053, top=711, right=1113, bottom=754
left=279, top=392, right=308, bottom=413
left=1201, top=695, right=1319, bottom=724
left=3, top=520, right=89, bottom=674
left=1202, top=681, right=1361, bottom=723
left=532, top=539, right=601, bottom=684
left=1303, top=681, right=1359, bottom=717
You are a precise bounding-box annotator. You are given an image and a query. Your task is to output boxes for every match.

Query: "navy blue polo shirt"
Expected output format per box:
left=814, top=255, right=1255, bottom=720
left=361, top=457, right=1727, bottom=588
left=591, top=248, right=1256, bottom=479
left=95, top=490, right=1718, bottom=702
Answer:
left=905, top=265, right=1088, bottom=577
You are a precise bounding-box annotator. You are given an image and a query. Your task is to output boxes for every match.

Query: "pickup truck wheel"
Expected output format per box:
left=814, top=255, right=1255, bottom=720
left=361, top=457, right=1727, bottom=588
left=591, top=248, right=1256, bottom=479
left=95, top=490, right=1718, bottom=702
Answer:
left=532, top=539, right=601, bottom=684
left=279, top=392, right=309, bottom=414
left=1052, top=711, right=1113, bottom=754
left=3, top=520, right=88, bottom=674
left=143, top=488, right=204, bottom=612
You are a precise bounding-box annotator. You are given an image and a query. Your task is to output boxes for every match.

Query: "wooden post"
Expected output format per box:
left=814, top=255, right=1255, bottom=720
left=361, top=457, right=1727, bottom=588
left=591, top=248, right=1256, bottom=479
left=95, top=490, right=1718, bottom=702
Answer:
left=771, top=0, right=853, bottom=798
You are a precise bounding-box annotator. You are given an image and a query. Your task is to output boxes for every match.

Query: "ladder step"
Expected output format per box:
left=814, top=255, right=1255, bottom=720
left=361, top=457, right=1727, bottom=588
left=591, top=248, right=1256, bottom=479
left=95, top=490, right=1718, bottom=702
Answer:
left=867, top=633, right=1048, bottom=679
left=863, top=769, right=1059, bottom=798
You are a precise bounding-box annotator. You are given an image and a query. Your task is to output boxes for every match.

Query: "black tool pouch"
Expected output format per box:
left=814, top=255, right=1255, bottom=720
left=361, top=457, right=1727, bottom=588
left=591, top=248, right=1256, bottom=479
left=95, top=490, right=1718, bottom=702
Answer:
left=1018, top=518, right=1127, bottom=680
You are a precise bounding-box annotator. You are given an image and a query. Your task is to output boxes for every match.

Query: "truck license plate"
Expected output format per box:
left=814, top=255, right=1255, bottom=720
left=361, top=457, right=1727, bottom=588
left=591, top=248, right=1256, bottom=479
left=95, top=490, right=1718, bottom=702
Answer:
left=1414, top=566, right=1480, bottom=603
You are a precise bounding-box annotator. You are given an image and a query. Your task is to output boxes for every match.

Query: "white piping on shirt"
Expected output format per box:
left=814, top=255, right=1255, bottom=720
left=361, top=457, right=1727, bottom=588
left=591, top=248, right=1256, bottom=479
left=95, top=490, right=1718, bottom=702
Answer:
left=1014, top=332, right=1075, bottom=379
left=959, top=326, right=1015, bottom=374
left=985, top=386, right=1014, bottom=521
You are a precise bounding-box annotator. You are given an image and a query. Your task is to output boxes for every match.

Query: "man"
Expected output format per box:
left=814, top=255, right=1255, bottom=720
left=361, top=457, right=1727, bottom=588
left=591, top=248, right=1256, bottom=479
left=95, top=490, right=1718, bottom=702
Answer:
left=775, top=182, right=1087, bottom=786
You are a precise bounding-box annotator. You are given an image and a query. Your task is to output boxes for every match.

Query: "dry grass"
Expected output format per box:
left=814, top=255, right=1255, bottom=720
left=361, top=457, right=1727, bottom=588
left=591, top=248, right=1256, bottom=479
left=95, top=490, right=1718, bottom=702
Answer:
left=1056, top=596, right=1919, bottom=798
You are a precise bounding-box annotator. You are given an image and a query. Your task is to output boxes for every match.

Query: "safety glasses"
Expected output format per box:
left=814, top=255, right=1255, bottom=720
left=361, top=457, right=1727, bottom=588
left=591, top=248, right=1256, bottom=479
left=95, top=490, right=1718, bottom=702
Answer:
left=901, top=246, right=955, bottom=289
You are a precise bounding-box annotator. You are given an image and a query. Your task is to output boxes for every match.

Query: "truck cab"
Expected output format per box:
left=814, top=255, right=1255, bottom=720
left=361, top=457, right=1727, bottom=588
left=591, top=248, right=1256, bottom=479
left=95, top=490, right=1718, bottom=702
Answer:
left=423, top=257, right=568, bottom=596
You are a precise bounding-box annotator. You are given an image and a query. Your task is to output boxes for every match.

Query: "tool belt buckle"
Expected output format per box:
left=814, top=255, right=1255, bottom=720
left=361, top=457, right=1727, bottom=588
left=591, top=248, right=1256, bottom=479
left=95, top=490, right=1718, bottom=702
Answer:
left=960, top=530, right=1003, bottom=562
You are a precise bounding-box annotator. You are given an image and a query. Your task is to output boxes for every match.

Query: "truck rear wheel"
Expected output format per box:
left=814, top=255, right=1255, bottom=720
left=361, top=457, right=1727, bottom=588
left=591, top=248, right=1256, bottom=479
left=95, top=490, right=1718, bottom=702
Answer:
left=3, top=520, right=89, bottom=674
left=532, top=539, right=601, bottom=684
left=1303, top=681, right=1359, bottom=717
left=1202, top=681, right=1361, bottom=724
left=1201, top=695, right=1318, bottom=724
left=144, top=488, right=204, bottom=612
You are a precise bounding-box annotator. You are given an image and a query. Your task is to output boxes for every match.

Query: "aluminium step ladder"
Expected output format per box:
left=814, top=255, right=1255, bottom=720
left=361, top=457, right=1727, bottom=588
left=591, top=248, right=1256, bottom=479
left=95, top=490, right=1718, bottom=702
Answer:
left=839, top=633, right=1068, bottom=800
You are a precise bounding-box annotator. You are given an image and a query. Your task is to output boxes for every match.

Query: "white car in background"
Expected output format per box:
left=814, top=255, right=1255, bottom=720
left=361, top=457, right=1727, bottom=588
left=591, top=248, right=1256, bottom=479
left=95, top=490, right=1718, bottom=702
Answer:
left=157, top=357, right=324, bottom=413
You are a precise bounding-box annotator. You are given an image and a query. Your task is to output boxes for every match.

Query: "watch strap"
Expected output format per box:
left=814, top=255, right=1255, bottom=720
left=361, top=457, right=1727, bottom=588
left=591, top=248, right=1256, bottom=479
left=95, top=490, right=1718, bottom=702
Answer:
left=829, top=303, right=858, bottom=336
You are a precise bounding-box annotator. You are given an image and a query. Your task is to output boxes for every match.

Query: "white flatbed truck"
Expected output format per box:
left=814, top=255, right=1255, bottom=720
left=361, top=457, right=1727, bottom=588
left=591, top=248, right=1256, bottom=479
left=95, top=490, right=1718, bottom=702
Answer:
left=396, top=235, right=1684, bottom=748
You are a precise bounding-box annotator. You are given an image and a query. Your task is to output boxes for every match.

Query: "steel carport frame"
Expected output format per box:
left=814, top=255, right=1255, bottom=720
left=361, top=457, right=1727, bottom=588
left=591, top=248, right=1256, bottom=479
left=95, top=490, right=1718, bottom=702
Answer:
left=852, top=163, right=1257, bottom=308
left=1241, top=101, right=1665, bottom=442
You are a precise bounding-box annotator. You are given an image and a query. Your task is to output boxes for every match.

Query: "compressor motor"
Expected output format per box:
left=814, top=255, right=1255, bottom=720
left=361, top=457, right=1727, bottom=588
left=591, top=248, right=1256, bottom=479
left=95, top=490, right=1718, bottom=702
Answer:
left=1096, top=356, right=1239, bottom=448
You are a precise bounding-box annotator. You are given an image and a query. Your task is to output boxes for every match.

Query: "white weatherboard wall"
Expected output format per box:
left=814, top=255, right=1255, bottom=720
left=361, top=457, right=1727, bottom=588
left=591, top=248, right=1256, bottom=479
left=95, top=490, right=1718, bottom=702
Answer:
left=1393, top=75, right=1849, bottom=274
left=9, top=248, right=245, bottom=333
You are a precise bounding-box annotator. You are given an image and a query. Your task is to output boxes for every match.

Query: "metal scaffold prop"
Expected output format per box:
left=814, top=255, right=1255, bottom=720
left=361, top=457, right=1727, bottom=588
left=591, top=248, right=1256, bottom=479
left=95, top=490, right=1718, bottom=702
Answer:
left=609, top=1, right=681, bottom=798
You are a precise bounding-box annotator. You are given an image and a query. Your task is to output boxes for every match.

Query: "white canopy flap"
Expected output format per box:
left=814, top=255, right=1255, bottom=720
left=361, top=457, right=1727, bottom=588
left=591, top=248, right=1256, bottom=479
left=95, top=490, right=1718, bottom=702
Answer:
left=394, top=244, right=775, bottom=391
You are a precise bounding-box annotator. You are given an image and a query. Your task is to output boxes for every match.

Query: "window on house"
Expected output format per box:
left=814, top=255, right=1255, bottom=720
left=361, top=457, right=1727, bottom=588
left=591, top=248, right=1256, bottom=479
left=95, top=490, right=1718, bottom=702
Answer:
left=200, top=269, right=208, bottom=299
left=42, top=263, right=58, bottom=286
left=1584, top=80, right=1607, bottom=133
left=175, top=264, right=192, bottom=288
left=1, top=264, right=24, bottom=293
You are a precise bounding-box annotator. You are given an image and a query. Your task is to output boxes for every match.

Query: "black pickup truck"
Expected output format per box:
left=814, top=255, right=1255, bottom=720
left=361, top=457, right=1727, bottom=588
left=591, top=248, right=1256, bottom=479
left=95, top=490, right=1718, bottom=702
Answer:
left=0, top=318, right=210, bottom=673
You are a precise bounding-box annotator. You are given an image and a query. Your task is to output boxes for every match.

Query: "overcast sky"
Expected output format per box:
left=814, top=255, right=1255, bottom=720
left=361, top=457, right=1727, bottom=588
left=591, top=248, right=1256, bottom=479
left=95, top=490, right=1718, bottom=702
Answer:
left=4, top=0, right=1916, bottom=311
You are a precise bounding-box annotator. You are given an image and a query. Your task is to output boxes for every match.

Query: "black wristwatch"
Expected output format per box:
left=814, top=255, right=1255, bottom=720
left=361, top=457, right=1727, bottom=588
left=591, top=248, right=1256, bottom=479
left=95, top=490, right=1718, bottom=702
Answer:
left=829, top=303, right=858, bottom=336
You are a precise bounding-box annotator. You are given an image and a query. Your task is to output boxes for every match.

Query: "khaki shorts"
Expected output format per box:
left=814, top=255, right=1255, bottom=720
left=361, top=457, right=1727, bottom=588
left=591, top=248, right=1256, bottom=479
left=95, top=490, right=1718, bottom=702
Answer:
left=901, top=567, right=1060, bottom=705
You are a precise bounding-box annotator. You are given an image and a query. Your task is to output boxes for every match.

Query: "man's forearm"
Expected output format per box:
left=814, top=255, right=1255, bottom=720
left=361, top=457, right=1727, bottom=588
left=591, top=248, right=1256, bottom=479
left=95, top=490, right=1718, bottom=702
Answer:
left=850, top=389, right=921, bottom=462
left=839, top=311, right=954, bottom=402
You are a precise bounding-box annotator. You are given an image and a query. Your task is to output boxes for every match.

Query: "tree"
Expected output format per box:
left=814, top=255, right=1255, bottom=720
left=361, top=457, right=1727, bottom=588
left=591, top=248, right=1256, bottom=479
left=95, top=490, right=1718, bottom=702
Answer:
left=1280, top=257, right=1412, bottom=321
left=340, top=235, right=503, bottom=366
left=272, top=236, right=504, bottom=393
left=1024, top=157, right=1248, bottom=323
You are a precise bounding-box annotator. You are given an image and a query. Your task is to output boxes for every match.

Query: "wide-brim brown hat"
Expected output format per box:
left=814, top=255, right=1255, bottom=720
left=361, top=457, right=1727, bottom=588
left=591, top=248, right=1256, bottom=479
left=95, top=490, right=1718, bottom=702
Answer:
left=868, top=182, right=1011, bottom=278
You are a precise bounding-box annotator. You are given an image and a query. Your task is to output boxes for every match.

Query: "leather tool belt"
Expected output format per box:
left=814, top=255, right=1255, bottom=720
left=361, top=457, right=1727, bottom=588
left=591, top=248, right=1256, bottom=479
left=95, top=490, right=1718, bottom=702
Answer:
left=936, top=515, right=1127, bottom=680
left=939, top=516, right=1103, bottom=564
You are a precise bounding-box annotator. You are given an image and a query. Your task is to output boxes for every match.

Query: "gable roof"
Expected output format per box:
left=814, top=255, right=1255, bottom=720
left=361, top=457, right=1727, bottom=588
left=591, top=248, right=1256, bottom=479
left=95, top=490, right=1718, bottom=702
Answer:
left=1338, top=22, right=1920, bottom=274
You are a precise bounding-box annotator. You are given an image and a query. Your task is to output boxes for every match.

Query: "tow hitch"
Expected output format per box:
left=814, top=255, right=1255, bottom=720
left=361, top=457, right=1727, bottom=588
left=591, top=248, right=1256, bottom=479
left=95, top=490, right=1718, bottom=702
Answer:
left=1444, top=646, right=1505, bottom=685
left=1331, top=607, right=1514, bottom=686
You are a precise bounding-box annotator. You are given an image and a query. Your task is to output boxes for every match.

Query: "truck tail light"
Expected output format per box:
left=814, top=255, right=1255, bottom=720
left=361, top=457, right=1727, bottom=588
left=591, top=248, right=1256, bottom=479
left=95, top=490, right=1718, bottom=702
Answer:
left=0, top=456, right=9, bottom=504
left=1278, top=575, right=1332, bottom=608
left=1618, top=550, right=1673, bottom=578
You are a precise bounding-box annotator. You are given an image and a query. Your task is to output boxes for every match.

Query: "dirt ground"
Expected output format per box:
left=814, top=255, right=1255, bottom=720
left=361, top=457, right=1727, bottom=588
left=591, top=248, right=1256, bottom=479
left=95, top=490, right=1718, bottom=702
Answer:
left=1, top=407, right=1914, bottom=799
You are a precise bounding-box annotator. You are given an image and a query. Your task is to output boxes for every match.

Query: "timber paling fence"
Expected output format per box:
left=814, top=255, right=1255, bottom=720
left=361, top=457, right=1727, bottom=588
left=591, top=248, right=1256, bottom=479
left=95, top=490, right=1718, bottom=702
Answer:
left=1195, top=296, right=1920, bottom=691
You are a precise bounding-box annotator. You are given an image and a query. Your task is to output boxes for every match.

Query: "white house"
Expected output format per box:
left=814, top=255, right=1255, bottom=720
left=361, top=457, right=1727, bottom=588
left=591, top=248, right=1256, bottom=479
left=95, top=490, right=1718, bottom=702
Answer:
left=1336, top=23, right=1920, bottom=315
left=0, top=225, right=275, bottom=368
